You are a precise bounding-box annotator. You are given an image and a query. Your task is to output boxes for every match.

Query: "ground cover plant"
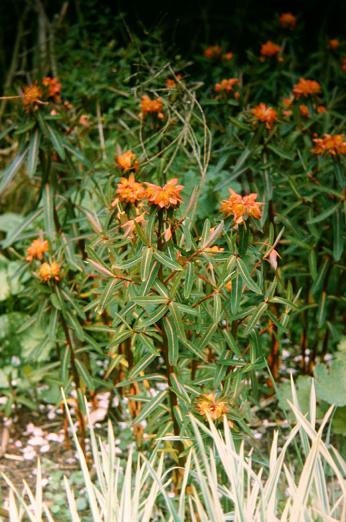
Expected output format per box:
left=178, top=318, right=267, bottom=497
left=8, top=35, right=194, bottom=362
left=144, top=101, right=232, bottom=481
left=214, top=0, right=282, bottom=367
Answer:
left=0, top=0, right=345, bottom=519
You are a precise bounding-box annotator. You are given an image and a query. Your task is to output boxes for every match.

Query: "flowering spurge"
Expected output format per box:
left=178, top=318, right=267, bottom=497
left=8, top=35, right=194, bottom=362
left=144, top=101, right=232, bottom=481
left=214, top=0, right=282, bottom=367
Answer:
left=86, top=173, right=293, bottom=449
left=251, top=103, right=278, bottom=129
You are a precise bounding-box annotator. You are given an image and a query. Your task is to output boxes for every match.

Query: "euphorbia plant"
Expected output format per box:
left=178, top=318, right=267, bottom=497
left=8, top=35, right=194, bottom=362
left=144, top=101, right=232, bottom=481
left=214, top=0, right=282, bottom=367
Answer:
left=86, top=162, right=294, bottom=454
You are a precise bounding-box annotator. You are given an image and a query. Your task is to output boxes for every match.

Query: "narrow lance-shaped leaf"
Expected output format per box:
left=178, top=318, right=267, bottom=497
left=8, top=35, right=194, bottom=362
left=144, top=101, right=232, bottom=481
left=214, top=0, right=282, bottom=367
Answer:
left=133, top=390, right=168, bottom=425
left=43, top=183, right=56, bottom=242
left=164, top=316, right=179, bottom=366
left=75, top=360, right=94, bottom=391
left=244, top=302, right=268, bottom=335
left=128, top=353, right=158, bottom=380
left=154, top=250, right=183, bottom=272
left=0, top=147, right=28, bottom=194
left=26, top=129, right=41, bottom=177
left=1, top=207, right=43, bottom=248
left=307, top=202, right=340, bottom=224
left=183, top=262, right=194, bottom=299
left=333, top=207, right=344, bottom=262
left=46, top=124, right=66, bottom=159
left=237, top=257, right=262, bottom=294
left=141, top=246, right=153, bottom=282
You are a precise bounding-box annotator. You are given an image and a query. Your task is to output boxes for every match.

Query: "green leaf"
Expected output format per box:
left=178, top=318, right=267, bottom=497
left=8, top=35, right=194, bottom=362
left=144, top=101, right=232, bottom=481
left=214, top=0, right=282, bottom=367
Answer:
left=244, top=302, right=268, bottom=334
left=128, top=353, right=158, bottom=380
left=222, top=330, right=241, bottom=356
left=154, top=250, right=183, bottom=271
left=1, top=207, right=43, bottom=248
left=230, top=274, right=241, bottom=314
left=46, top=124, right=66, bottom=159
left=267, top=144, right=294, bottom=161
left=43, top=183, right=56, bottom=241
left=179, top=337, right=208, bottom=361
left=61, top=347, right=71, bottom=385
left=132, top=295, right=168, bottom=306
left=183, top=262, right=194, bottom=299
left=198, top=322, right=217, bottom=351
left=333, top=207, right=344, bottom=262
left=332, top=407, right=346, bottom=435
left=307, top=202, right=340, bottom=224
left=164, top=316, right=178, bottom=365
left=168, top=303, right=186, bottom=340
left=141, top=260, right=159, bottom=295
left=317, top=291, right=327, bottom=328
left=212, top=293, right=222, bottom=322
left=26, top=129, right=41, bottom=177
left=75, top=360, right=94, bottom=391
left=96, top=279, right=121, bottom=314
left=314, top=358, right=346, bottom=407
left=237, top=258, right=262, bottom=294
left=140, top=246, right=153, bottom=282
left=133, top=390, right=168, bottom=425
left=137, top=304, right=168, bottom=328
left=0, top=147, right=28, bottom=194
left=311, top=257, right=330, bottom=296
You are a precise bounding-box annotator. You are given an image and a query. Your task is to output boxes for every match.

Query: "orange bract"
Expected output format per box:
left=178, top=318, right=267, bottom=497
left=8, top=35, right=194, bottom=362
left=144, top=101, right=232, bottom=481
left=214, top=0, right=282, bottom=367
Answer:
left=220, top=190, right=262, bottom=224
left=38, top=261, right=60, bottom=282
left=214, top=78, right=239, bottom=94
left=146, top=178, right=183, bottom=209
left=312, top=134, right=346, bottom=155
left=223, top=52, right=233, bottom=61
left=260, top=41, right=282, bottom=57
left=140, top=96, right=164, bottom=119
left=299, top=104, right=310, bottom=118
left=328, top=39, right=340, bottom=50
left=22, top=84, right=43, bottom=108
left=251, top=103, right=277, bottom=129
left=26, top=238, right=49, bottom=262
left=166, top=75, right=182, bottom=89
left=204, top=45, right=222, bottom=59
left=115, top=151, right=139, bottom=173
left=279, top=12, right=297, bottom=30
left=115, top=174, right=146, bottom=204
left=293, top=78, right=321, bottom=98
left=196, top=393, right=228, bottom=421
left=42, top=77, right=62, bottom=101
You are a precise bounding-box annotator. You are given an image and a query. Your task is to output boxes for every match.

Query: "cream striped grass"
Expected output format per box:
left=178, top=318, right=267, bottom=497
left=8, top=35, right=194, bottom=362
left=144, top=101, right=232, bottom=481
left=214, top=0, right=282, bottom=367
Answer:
left=3, top=378, right=346, bottom=521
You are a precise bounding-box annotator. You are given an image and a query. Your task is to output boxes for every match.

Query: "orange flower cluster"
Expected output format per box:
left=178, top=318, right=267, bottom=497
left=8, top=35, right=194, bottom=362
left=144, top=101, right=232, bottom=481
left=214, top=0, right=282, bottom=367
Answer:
left=204, top=246, right=225, bottom=253
left=38, top=261, right=60, bottom=282
left=140, top=96, right=164, bottom=120
left=22, top=84, right=43, bottom=109
left=260, top=41, right=282, bottom=58
left=203, top=46, right=233, bottom=61
left=115, top=174, right=146, bottom=204
left=196, top=393, right=228, bottom=421
left=328, top=39, right=340, bottom=50
left=115, top=151, right=139, bottom=172
left=204, top=45, right=222, bottom=58
left=42, top=77, right=61, bottom=101
left=26, top=238, right=49, bottom=262
left=220, top=190, right=262, bottom=224
left=293, top=78, right=321, bottom=98
left=279, top=12, right=297, bottom=30
left=299, top=104, right=310, bottom=118
left=214, top=78, right=239, bottom=96
left=114, top=176, right=184, bottom=209
left=251, top=103, right=277, bottom=129
left=312, top=134, right=346, bottom=155
left=146, top=178, right=183, bottom=209
left=166, top=74, right=182, bottom=89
